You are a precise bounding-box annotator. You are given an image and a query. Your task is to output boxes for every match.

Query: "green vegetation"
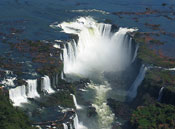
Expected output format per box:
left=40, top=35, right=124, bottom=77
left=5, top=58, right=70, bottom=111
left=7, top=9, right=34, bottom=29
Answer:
left=146, top=70, right=175, bottom=91
left=36, top=63, right=63, bottom=76
left=131, top=69, right=175, bottom=128
left=134, top=32, right=175, bottom=68
left=138, top=44, right=175, bottom=67
left=45, top=91, right=75, bottom=108
left=0, top=91, right=36, bottom=129
left=131, top=103, right=175, bottom=129
left=33, top=91, right=75, bottom=108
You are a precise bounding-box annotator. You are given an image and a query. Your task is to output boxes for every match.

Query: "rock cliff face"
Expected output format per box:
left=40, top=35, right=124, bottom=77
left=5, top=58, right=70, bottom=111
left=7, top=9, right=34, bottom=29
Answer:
left=130, top=68, right=175, bottom=128
left=137, top=69, right=175, bottom=105
left=161, top=87, right=175, bottom=106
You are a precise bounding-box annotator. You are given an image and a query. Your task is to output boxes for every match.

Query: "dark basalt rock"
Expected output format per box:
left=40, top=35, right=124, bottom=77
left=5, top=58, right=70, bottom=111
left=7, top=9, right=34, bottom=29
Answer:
left=162, top=3, right=167, bottom=6
left=161, top=88, right=175, bottom=106
left=129, top=69, right=175, bottom=129
left=0, top=70, right=6, bottom=79
left=87, top=106, right=97, bottom=117
left=107, top=98, right=132, bottom=121
left=14, top=79, right=27, bottom=86
left=131, top=68, right=175, bottom=107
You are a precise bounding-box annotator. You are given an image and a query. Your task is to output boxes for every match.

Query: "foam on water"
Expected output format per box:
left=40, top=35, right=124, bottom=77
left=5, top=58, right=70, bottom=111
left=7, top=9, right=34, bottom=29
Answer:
left=88, top=82, right=115, bottom=129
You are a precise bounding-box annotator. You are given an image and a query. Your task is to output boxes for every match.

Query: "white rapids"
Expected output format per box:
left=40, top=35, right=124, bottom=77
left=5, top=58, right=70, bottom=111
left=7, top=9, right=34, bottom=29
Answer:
left=88, top=82, right=115, bottom=129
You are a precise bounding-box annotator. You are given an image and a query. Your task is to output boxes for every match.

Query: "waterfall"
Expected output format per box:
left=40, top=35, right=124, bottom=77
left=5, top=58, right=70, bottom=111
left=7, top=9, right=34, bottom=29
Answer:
left=128, top=64, right=147, bottom=99
left=9, top=85, right=28, bottom=106
left=128, top=37, right=132, bottom=61
left=73, top=114, right=87, bottom=129
left=131, top=43, right=139, bottom=63
left=55, top=17, right=138, bottom=77
left=60, top=53, right=63, bottom=61
left=157, top=87, right=164, bottom=102
left=41, top=75, right=54, bottom=94
left=70, top=124, right=73, bottom=129
left=51, top=17, right=138, bottom=129
left=56, top=73, right=59, bottom=86
left=26, top=79, right=40, bottom=98
left=61, top=72, right=64, bottom=80
left=63, top=123, right=68, bottom=129
left=71, top=94, right=82, bottom=110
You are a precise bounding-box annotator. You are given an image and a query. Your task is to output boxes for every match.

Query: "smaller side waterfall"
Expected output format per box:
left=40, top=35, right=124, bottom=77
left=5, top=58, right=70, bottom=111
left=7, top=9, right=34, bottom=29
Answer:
left=9, top=85, right=28, bottom=106
left=157, top=87, right=164, bottom=102
left=73, top=114, right=87, bottom=129
left=26, top=79, right=40, bottom=98
left=128, top=64, right=147, bottom=99
left=63, top=123, right=68, bottom=129
left=131, top=43, right=139, bottom=63
left=56, top=73, right=59, bottom=85
left=71, top=94, right=82, bottom=110
left=41, top=75, right=54, bottom=94
left=61, top=72, right=64, bottom=80
left=60, top=53, right=63, bottom=61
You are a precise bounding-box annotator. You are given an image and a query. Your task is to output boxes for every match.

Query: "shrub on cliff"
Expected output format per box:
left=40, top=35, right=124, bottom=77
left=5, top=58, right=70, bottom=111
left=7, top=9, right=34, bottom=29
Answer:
left=131, top=103, right=175, bottom=129
left=0, top=91, right=37, bottom=129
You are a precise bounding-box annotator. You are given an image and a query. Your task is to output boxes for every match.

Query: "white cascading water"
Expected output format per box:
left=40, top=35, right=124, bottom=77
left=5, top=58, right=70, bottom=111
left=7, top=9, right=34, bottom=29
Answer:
left=131, top=43, right=139, bottom=63
left=51, top=17, right=137, bottom=129
left=61, top=72, right=64, bottom=80
left=54, top=17, right=137, bottom=77
left=74, top=114, right=87, bottom=129
left=157, top=87, right=164, bottom=102
left=9, top=85, right=28, bottom=106
left=26, top=79, right=40, bottom=98
left=41, top=75, right=54, bottom=94
left=128, top=64, right=147, bottom=99
left=63, top=123, right=68, bottom=129
left=70, top=124, right=73, bottom=129
left=71, top=94, right=82, bottom=110
left=60, top=53, right=63, bottom=61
